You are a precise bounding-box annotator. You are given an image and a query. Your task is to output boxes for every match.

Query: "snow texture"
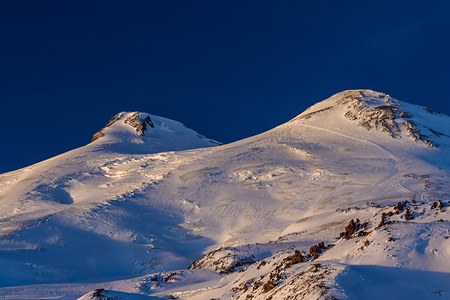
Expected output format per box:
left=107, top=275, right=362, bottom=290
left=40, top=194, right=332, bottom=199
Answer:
left=0, top=90, right=449, bottom=299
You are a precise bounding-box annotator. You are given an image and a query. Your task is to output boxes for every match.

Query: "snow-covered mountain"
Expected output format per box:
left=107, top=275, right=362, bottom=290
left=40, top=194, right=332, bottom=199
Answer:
left=91, top=111, right=220, bottom=151
left=0, top=90, right=449, bottom=299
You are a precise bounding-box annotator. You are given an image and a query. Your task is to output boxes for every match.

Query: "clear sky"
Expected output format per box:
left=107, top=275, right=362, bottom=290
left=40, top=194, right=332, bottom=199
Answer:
left=1, top=1, right=450, bottom=173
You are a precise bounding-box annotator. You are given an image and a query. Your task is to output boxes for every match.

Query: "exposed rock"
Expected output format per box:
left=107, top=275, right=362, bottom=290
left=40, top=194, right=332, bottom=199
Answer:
left=92, top=288, right=107, bottom=298
left=262, top=281, right=277, bottom=293
left=309, top=245, right=321, bottom=259
left=91, top=113, right=122, bottom=142
left=282, top=250, right=305, bottom=267
left=105, top=113, right=122, bottom=127
left=91, top=112, right=156, bottom=142
left=341, top=219, right=361, bottom=239
left=340, top=91, right=436, bottom=146
left=405, top=208, right=414, bottom=220
left=91, top=131, right=105, bottom=142
left=394, top=201, right=409, bottom=213
left=124, top=112, right=155, bottom=136
left=378, top=213, right=387, bottom=228
left=296, top=107, right=333, bottom=120
left=188, top=247, right=256, bottom=274
left=91, top=288, right=116, bottom=300
left=309, top=242, right=328, bottom=259
left=162, top=272, right=182, bottom=283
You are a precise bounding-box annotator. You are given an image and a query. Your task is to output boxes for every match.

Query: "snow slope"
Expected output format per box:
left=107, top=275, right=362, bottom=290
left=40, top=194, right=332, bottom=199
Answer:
left=0, top=90, right=449, bottom=299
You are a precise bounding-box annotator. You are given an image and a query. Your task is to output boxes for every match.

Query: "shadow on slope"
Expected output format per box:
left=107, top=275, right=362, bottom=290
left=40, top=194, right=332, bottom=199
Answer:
left=34, top=183, right=74, bottom=204
left=337, top=265, right=450, bottom=299
left=0, top=196, right=214, bottom=289
left=79, top=289, right=165, bottom=299
left=91, top=136, right=215, bottom=156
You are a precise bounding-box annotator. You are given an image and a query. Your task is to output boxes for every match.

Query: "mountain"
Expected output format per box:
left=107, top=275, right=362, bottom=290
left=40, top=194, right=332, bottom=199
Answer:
left=0, top=90, right=449, bottom=299
left=90, top=111, right=221, bottom=152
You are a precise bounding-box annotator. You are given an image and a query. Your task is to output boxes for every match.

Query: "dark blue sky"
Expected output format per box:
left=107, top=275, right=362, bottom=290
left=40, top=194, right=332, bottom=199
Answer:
left=1, top=1, right=450, bottom=173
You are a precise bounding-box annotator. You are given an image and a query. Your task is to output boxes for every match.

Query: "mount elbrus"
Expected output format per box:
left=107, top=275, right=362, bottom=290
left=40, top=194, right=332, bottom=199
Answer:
left=0, top=90, right=449, bottom=300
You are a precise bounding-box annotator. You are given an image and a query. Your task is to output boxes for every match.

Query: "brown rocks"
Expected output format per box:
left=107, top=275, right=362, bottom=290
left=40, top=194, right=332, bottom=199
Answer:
left=91, top=113, right=122, bottom=142
left=124, top=112, right=155, bottom=136
left=91, top=131, right=105, bottom=142
left=394, top=201, right=409, bottom=213
left=262, top=281, right=276, bottom=293
left=431, top=200, right=445, bottom=210
left=188, top=247, right=256, bottom=274
left=309, top=245, right=321, bottom=259
left=405, top=208, right=414, bottom=220
left=346, top=219, right=358, bottom=236
left=90, top=112, right=156, bottom=142
left=340, top=219, right=362, bottom=239
left=309, top=242, right=327, bottom=259
left=339, top=91, right=436, bottom=146
left=378, top=213, right=387, bottom=228
left=283, top=250, right=305, bottom=267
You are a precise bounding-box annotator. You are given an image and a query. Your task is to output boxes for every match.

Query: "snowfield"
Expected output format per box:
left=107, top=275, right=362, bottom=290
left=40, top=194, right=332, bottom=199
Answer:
left=0, top=90, right=449, bottom=299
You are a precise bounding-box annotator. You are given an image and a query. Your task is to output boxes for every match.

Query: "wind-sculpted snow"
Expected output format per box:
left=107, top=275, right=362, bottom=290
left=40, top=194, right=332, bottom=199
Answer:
left=0, top=90, right=450, bottom=299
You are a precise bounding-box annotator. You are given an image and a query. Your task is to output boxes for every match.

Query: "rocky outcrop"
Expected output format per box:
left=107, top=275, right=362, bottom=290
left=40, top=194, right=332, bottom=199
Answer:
left=309, top=242, right=327, bottom=259
left=188, top=247, right=256, bottom=274
left=339, top=218, right=368, bottom=239
left=294, top=90, right=437, bottom=147
left=91, top=131, right=105, bottom=142
left=123, top=112, right=155, bottom=136
left=91, top=113, right=123, bottom=142
left=91, top=112, right=156, bottom=142
left=340, top=91, right=436, bottom=146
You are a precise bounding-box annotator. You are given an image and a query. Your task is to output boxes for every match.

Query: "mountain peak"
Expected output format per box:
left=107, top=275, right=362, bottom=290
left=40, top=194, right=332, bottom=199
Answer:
left=293, top=89, right=438, bottom=147
left=90, top=111, right=220, bottom=152
left=91, top=112, right=155, bottom=142
left=296, top=89, right=397, bottom=120
left=2, top=91, right=450, bottom=299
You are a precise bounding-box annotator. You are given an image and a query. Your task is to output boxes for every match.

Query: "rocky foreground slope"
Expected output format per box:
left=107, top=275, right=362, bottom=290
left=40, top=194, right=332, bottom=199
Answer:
left=0, top=90, right=449, bottom=299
